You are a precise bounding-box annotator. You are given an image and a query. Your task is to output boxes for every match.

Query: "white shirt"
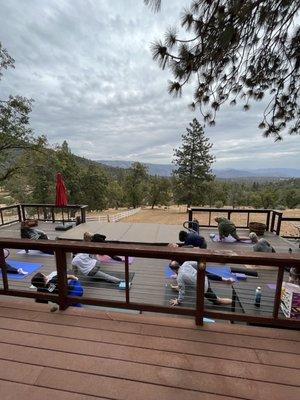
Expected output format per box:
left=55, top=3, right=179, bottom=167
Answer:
left=72, top=253, right=97, bottom=275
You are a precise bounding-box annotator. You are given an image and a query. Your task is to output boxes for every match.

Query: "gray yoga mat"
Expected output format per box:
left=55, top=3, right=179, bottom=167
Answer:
left=79, top=271, right=135, bottom=290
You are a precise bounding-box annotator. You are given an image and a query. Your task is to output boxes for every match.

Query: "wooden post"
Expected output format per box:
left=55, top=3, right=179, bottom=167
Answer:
left=0, top=248, right=9, bottom=292
left=21, top=204, right=26, bottom=222
left=195, top=261, right=205, bottom=326
left=188, top=208, right=193, bottom=223
left=125, top=256, right=130, bottom=304
left=266, top=210, right=271, bottom=231
left=273, top=266, right=284, bottom=319
left=0, top=210, right=3, bottom=226
left=246, top=212, right=250, bottom=228
left=55, top=248, right=69, bottom=310
left=17, top=205, right=22, bottom=222
left=270, top=211, right=276, bottom=233
left=276, top=212, right=283, bottom=236
left=81, top=207, right=86, bottom=223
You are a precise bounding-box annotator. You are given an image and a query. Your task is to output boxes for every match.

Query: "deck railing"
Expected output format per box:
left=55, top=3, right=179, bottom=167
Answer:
left=0, top=205, right=21, bottom=226
left=188, top=207, right=272, bottom=231
left=0, top=204, right=88, bottom=226
left=188, top=207, right=300, bottom=239
left=0, top=238, right=299, bottom=328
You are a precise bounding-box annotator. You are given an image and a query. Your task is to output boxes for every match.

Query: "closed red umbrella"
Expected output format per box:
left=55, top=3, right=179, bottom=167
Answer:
left=55, top=172, right=68, bottom=207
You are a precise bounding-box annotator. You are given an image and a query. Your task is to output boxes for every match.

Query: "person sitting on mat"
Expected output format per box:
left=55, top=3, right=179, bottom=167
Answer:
left=31, top=272, right=83, bottom=312
left=21, top=220, right=49, bottom=240
left=83, top=232, right=122, bottom=262
left=2, top=249, right=28, bottom=275
left=20, top=220, right=53, bottom=254
left=249, top=232, right=276, bottom=253
left=215, top=217, right=249, bottom=241
left=168, top=260, right=234, bottom=306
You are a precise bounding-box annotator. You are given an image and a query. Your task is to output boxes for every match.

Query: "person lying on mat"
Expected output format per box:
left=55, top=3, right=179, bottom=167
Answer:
left=249, top=232, right=276, bottom=253
left=169, top=230, right=207, bottom=249
left=168, top=260, right=233, bottom=307
left=214, top=217, right=249, bottom=241
left=20, top=220, right=53, bottom=254
left=31, top=272, right=83, bottom=311
left=83, top=232, right=122, bottom=262
left=2, top=249, right=28, bottom=275
left=72, top=252, right=122, bottom=284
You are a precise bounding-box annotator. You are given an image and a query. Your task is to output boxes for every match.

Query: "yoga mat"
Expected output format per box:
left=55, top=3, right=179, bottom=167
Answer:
left=96, top=255, right=134, bottom=264
left=211, top=234, right=252, bottom=244
left=165, top=265, right=236, bottom=280
left=17, top=250, right=53, bottom=257
left=79, top=271, right=135, bottom=290
left=165, top=265, right=176, bottom=278
left=206, top=266, right=236, bottom=280
left=1, top=260, right=43, bottom=280
left=267, top=284, right=276, bottom=290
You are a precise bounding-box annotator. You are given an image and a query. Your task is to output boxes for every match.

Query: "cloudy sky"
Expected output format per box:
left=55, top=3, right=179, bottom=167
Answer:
left=0, top=0, right=299, bottom=169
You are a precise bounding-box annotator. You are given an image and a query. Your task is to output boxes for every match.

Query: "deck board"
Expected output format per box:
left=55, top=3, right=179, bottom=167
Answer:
left=0, top=301, right=299, bottom=400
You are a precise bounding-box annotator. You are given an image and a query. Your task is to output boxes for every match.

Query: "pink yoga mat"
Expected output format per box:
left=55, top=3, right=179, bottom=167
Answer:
left=96, top=255, right=134, bottom=264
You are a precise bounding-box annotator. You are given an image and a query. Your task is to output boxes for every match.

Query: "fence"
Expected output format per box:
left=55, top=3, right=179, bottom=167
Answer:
left=96, top=208, right=141, bottom=223
left=0, top=204, right=88, bottom=226
left=0, top=238, right=299, bottom=328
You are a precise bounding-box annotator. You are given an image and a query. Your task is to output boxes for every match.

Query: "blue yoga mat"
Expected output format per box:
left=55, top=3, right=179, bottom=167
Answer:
left=206, top=265, right=236, bottom=279
left=165, top=265, right=175, bottom=278
left=1, top=260, right=43, bottom=280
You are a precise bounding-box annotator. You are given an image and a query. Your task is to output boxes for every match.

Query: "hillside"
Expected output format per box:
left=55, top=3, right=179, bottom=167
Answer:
left=96, top=160, right=300, bottom=179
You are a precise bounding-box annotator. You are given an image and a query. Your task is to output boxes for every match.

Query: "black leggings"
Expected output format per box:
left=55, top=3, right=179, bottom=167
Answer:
left=5, top=262, right=18, bottom=274
left=204, top=287, right=218, bottom=303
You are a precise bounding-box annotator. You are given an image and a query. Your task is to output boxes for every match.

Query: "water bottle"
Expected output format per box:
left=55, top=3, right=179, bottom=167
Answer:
left=254, top=286, right=261, bottom=308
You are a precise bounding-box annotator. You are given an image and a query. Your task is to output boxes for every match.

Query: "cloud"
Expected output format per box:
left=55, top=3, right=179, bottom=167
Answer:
left=0, top=0, right=299, bottom=169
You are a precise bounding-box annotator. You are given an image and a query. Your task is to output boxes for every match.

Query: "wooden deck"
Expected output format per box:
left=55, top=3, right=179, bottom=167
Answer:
left=0, top=300, right=299, bottom=400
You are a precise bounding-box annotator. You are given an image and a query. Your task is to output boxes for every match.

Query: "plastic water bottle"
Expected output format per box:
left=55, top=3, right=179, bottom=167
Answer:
left=254, top=286, right=261, bottom=308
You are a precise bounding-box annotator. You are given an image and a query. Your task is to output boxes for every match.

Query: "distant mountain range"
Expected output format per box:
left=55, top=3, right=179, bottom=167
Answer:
left=97, top=160, right=300, bottom=179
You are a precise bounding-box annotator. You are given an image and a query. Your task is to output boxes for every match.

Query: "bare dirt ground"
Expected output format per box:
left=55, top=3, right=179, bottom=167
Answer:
left=121, top=206, right=300, bottom=237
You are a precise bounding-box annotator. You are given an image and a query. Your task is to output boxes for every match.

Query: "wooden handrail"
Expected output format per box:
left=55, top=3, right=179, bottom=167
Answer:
left=0, top=238, right=299, bottom=327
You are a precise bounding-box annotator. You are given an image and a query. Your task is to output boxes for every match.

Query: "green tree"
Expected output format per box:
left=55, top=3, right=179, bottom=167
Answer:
left=0, top=43, right=41, bottom=182
left=173, top=118, right=214, bottom=208
left=259, top=189, right=278, bottom=209
left=147, top=175, right=171, bottom=208
left=106, top=180, right=124, bottom=209
left=125, top=162, right=148, bottom=208
left=282, top=189, right=300, bottom=209
left=80, top=165, right=108, bottom=210
left=146, top=0, right=300, bottom=139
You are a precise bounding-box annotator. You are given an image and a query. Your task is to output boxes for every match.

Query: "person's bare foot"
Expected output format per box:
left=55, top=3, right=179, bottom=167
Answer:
left=215, top=297, right=232, bottom=305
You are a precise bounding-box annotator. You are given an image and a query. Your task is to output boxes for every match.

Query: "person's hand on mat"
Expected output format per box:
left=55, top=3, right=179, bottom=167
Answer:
left=169, top=298, right=180, bottom=306
left=171, top=274, right=177, bottom=279
left=168, top=243, right=179, bottom=248
left=222, top=277, right=235, bottom=284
